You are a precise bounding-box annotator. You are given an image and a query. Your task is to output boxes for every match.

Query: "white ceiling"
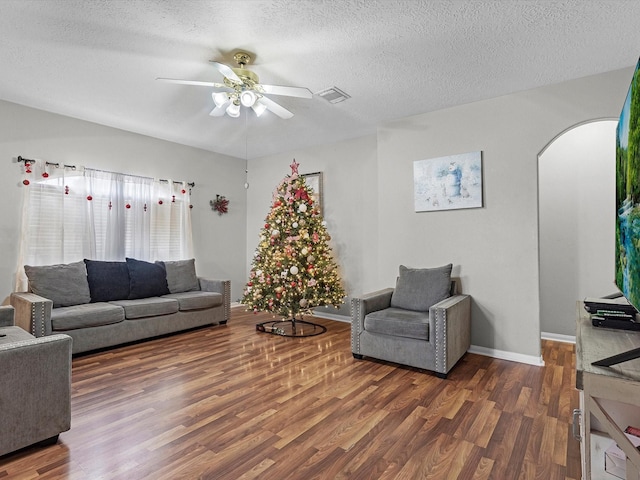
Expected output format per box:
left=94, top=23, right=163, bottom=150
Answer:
left=1, top=0, right=640, bottom=159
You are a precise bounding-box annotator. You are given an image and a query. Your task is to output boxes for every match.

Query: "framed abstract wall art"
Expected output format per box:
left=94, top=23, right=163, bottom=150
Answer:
left=413, top=151, right=483, bottom=212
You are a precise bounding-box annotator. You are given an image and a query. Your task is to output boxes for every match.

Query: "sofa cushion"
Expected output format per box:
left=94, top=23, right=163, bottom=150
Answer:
left=24, top=261, right=91, bottom=308
left=109, top=297, right=179, bottom=319
left=390, top=264, right=452, bottom=312
left=126, top=258, right=170, bottom=300
left=84, top=260, right=131, bottom=302
left=50, top=302, right=125, bottom=331
left=162, top=291, right=222, bottom=311
left=158, top=259, right=200, bottom=294
left=364, top=308, right=430, bottom=340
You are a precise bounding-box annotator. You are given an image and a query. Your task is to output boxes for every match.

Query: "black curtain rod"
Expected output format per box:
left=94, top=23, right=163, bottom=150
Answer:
left=159, top=179, right=196, bottom=187
left=17, top=156, right=194, bottom=187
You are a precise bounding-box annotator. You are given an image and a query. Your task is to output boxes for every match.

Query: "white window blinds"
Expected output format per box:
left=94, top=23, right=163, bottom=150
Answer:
left=16, top=161, right=194, bottom=291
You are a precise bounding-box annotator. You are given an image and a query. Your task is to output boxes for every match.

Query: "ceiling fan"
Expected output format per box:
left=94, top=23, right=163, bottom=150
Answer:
left=157, top=52, right=312, bottom=119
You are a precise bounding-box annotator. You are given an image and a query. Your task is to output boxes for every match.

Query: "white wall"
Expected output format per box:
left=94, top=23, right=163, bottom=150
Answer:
left=246, top=135, right=378, bottom=312
left=376, top=71, right=631, bottom=361
left=539, top=120, right=617, bottom=338
left=246, top=67, right=634, bottom=362
left=0, top=100, right=248, bottom=301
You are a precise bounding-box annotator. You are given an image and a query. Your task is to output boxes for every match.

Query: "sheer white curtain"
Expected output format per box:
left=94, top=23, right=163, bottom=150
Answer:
left=16, top=161, right=193, bottom=291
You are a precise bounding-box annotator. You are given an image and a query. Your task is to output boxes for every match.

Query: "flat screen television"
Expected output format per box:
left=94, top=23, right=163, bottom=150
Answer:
left=616, top=57, right=640, bottom=309
left=597, top=57, right=640, bottom=367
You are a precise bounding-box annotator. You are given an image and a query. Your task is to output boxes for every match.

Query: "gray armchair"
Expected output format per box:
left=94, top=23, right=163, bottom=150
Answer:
left=351, top=265, right=471, bottom=378
left=0, top=305, right=72, bottom=457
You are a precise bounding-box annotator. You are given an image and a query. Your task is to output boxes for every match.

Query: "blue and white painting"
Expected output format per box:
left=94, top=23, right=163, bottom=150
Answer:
left=413, top=151, right=483, bottom=212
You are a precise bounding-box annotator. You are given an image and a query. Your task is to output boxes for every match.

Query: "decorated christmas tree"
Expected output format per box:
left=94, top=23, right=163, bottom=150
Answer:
left=242, top=160, right=345, bottom=335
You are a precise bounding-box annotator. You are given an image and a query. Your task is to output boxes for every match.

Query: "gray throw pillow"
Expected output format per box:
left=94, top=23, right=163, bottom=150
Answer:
left=390, top=264, right=453, bottom=312
left=24, top=260, right=92, bottom=307
left=159, top=259, right=200, bottom=293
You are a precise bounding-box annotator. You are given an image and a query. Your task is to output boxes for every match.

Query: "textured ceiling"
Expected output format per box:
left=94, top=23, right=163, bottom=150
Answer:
left=1, top=0, right=640, bottom=159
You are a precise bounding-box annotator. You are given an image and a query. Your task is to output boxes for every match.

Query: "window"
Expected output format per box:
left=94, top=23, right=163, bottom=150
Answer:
left=16, top=162, right=193, bottom=290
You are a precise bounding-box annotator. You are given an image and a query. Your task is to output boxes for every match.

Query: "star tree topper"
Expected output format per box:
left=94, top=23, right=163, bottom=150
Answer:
left=290, top=159, right=300, bottom=175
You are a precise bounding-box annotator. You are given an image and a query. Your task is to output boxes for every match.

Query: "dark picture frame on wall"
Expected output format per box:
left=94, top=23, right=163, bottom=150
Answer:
left=302, top=171, right=323, bottom=214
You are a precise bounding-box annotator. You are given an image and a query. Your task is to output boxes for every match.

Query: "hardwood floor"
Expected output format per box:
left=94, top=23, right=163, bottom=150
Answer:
left=0, top=308, right=581, bottom=479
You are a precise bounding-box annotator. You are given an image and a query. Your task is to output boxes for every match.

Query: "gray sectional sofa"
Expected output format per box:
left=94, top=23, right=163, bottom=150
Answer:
left=10, top=258, right=230, bottom=354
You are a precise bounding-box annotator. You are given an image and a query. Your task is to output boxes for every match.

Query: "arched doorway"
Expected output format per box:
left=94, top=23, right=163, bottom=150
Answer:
left=538, top=119, right=617, bottom=341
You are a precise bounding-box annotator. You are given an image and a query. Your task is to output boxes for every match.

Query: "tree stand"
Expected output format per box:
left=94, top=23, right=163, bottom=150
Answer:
left=256, top=317, right=327, bottom=337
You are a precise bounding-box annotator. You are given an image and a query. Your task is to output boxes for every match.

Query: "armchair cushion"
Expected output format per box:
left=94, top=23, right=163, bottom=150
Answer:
left=24, top=260, right=91, bottom=308
left=390, top=264, right=452, bottom=312
left=364, top=308, right=430, bottom=340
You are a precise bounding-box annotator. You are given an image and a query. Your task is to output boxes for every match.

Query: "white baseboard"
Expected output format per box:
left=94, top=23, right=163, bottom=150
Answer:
left=468, top=345, right=545, bottom=367
left=541, top=332, right=576, bottom=344
left=230, top=302, right=243, bottom=308
left=310, top=311, right=350, bottom=323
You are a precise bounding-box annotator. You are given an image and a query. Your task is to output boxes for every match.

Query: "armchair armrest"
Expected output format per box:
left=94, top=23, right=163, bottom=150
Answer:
left=10, top=292, right=53, bottom=337
left=429, top=294, right=471, bottom=375
left=0, top=333, right=72, bottom=456
left=199, top=278, right=231, bottom=323
left=0, top=305, right=15, bottom=327
left=350, top=288, right=394, bottom=355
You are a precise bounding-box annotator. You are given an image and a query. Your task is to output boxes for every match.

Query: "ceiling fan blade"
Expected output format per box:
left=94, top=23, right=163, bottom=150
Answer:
left=260, top=84, right=313, bottom=99
left=259, top=96, right=294, bottom=119
left=209, top=61, right=241, bottom=83
left=156, top=78, right=229, bottom=89
left=209, top=105, right=227, bottom=117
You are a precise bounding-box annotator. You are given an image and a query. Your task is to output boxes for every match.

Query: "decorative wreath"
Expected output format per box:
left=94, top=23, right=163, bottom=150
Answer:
left=211, top=195, right=229, bottom=215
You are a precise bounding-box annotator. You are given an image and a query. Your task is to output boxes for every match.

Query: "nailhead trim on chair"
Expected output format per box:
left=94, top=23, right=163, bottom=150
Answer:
left=30, top=301, right=47, bottom=337
left=30, top=302, right=36, bottom=335
left=434, top=307, right=447, bottom=374
left=223, top=280, right=231, bottom=322
left=350, top=299, right=361, bottom=353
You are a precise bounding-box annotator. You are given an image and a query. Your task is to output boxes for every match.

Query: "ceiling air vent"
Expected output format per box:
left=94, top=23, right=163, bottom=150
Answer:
left=316, top=86, right=351, bottom=104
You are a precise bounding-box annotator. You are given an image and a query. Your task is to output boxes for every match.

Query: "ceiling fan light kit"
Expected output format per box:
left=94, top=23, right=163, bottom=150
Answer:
left=226, top=101, right=241, bottom=118
left=213, top=92, right=229, bottom=108
left=159, top=51, right=312, bottom=120
left=240, top=90, right=257, bottom=107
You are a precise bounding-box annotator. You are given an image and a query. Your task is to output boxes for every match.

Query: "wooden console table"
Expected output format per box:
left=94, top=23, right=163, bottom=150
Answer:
left=575, top=302, right=640, bottom=479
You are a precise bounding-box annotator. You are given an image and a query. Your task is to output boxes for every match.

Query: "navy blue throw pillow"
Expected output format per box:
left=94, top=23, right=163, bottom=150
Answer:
left=84, top=260, right=131, bottom=302
left=126, top=258, right=170, bottom=299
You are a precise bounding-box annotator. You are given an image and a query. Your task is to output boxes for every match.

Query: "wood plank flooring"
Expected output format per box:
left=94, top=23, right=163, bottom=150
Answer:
left=0, top=308, right=581, bottom=479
